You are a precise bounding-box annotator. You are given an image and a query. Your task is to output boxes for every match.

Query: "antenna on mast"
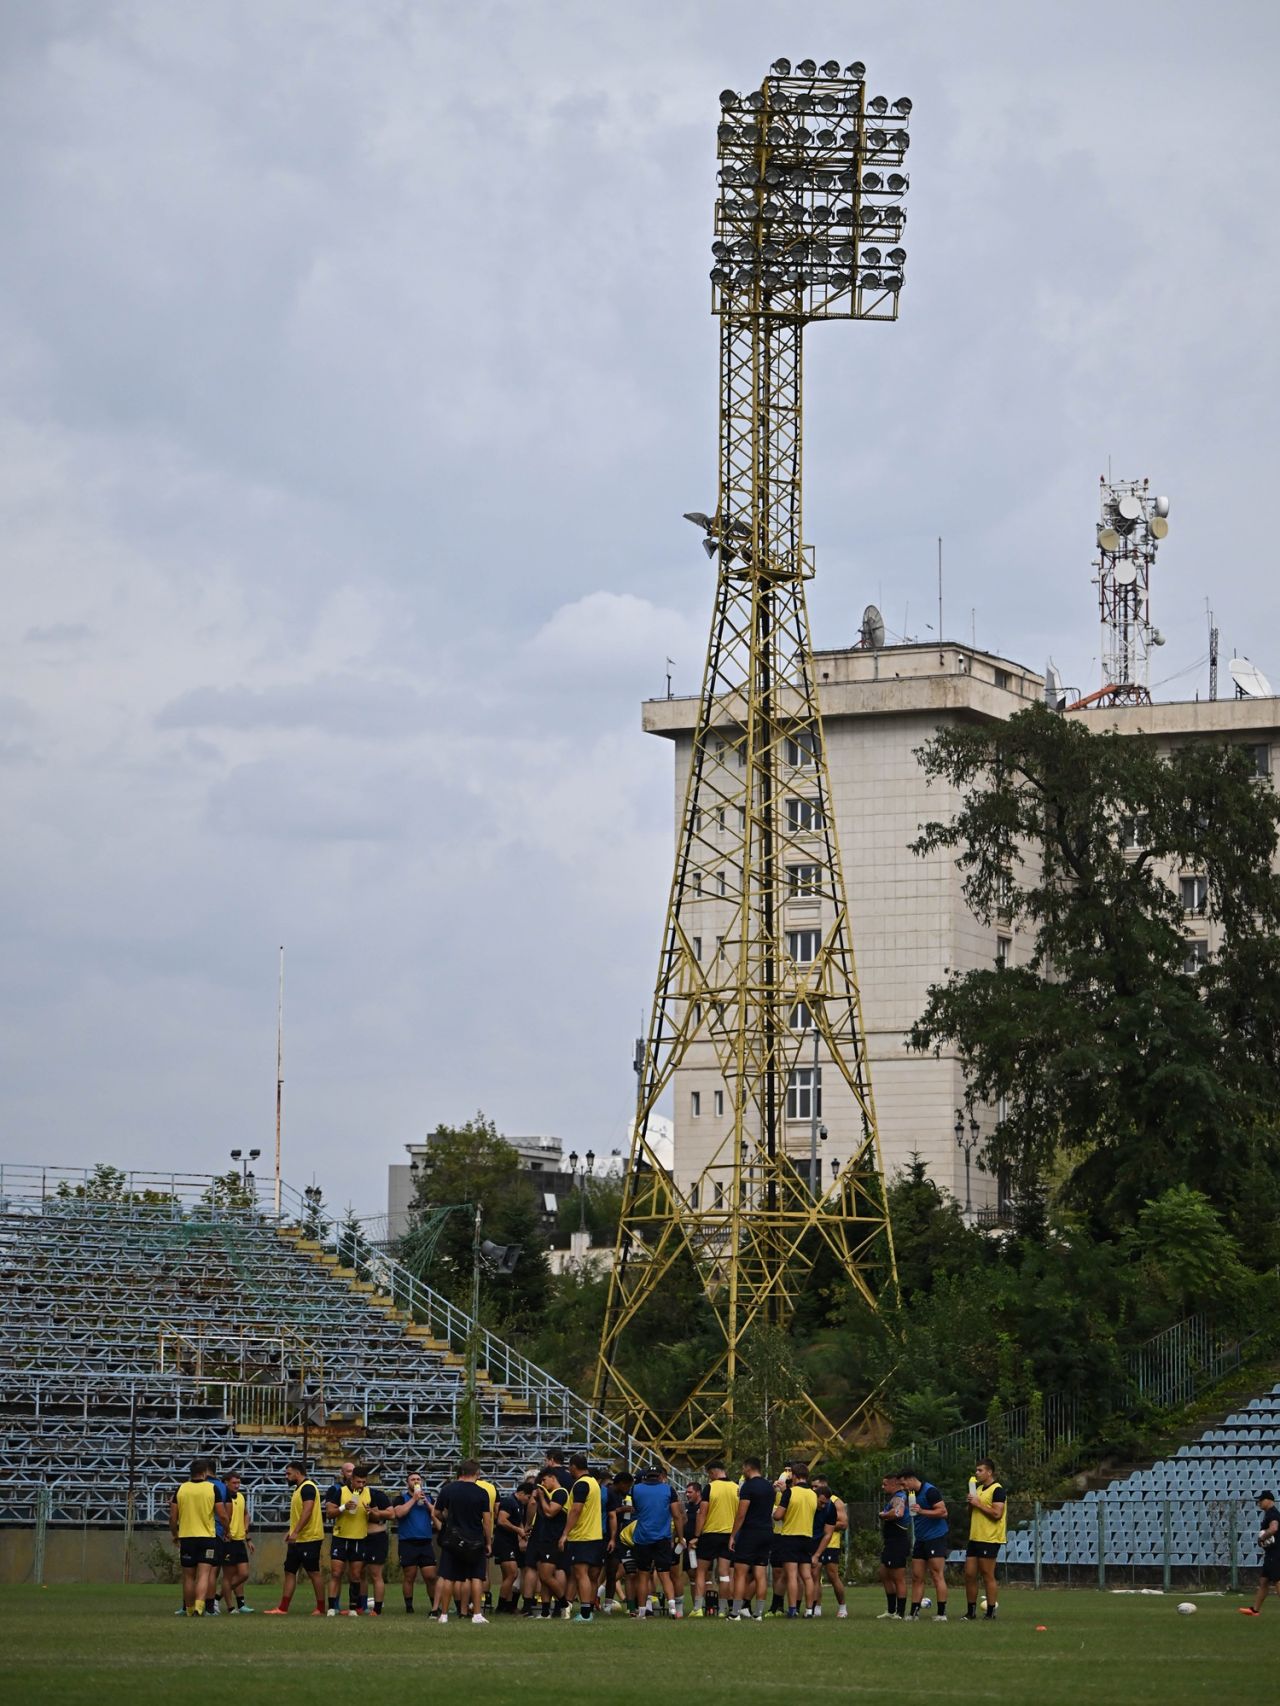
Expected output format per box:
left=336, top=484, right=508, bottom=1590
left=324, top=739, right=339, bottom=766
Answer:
left=1207, top=603, right=1219, bottom=701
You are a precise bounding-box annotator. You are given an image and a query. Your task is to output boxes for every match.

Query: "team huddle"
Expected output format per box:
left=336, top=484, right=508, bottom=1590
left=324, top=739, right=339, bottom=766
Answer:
left=169, top=1448, right=1015, bottom=1623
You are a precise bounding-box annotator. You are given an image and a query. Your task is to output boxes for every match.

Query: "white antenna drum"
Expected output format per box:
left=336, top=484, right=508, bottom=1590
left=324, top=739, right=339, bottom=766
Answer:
left=860, top=604, right=886, bottom=649
left=1229, top=657, right=1275, bottom=699
left=1044, top=659, right=1065, bottom=711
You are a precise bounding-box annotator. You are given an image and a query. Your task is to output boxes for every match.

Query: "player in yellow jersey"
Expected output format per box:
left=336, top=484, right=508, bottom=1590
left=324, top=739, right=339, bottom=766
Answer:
left=475, top=1473, right=498, bottom=1611
left=325, top=1467, right=372, bottom=1615
left=169, top=1458, right=227, bottom=1616
left=772, top=1461, right=819, bottom=1618
left=265, top=1461, right=326, bottom=1614
left=559, top=1452, right=606, bottom=1620
left=219, top=1471, right=255, bottom=1613
left=692, top=1463, right=740, bottom=1616
left=963, top=1458, right=1007, bottom=1621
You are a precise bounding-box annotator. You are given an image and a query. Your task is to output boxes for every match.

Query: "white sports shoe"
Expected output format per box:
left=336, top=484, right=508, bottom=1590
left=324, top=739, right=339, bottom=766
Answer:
left=326, top=1609, right=338, bottom=1618
left=438, top=1613, right=449, bottom=1624
left=836, top=1606, right=848, bottom=1618
left=471, top=1613, right=488, bottom=1625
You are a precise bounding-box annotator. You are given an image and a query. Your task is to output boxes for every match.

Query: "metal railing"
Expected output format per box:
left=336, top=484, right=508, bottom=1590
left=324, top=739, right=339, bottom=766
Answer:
left=1123, top=1314, right=1247, bottom=1409
left=0, top=1166, right=634, bottom=1464
left=1001, top=1495, right=1272, bottom=1592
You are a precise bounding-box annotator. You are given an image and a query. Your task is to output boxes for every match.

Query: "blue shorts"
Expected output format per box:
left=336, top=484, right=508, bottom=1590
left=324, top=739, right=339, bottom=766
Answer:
left=564, top=1539, right=605, bottom=1567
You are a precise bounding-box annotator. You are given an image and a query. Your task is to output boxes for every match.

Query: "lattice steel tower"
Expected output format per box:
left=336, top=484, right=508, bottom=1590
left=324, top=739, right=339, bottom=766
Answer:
left=595, top=56, right=912, bottom=1458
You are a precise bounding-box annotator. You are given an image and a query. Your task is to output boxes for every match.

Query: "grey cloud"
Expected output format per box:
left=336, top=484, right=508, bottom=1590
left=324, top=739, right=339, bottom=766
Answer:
left=157, top=675, right=438, bottom=739
left=25, top=622, right=91, bottom=645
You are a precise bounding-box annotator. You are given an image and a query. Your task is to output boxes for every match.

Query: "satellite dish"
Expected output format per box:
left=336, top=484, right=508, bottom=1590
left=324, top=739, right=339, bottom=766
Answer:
left=860, top=603, right=886, bottom=649
left=1229, top=657, right=1275, bottom=699
left=1154, top=495, right=1171, bottom=518
left=1113, top=562, right=1138, bottom=587
left=1098, top=526, right=1121, bottom=552
left=1044, top=659, right=1066, bottom=712
left=1115, top=494, right=1143, bottom=527
left=1150, top=515, right=1169, bottom=539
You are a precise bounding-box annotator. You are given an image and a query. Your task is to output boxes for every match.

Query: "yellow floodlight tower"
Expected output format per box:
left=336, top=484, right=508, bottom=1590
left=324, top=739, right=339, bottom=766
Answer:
left=595, top=57, right=912, bottom=1459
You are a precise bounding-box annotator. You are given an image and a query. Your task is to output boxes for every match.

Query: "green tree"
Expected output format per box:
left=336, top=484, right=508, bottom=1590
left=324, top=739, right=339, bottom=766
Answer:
left=56, top=1164, right=175, bottom=1206
left=724, top=1323, right=809, bottom=1472
left=909, top=705, right=1280, bottom=1237
left=1123, top=1184, right=1254, bottom=1321
left=197, top=1170, right=258, bottom=1213
left=403, top=1113, right=552, bottom=1328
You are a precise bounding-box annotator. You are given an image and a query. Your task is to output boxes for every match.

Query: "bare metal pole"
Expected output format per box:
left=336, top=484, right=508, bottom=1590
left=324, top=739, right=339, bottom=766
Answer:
left=937, top=536, right=943, bottom=642
left=274, top=945, right=284, bottom=1217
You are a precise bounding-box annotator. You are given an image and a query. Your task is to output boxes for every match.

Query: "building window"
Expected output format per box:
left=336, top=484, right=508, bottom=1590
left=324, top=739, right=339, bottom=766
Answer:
left=717, top=806, right=725, bottom=831
left=737, top=806, right=746, bottom=830
left=1182, top=937, right=1209, bottom=975
left=714, top=1090, right=724, bottom=1117
left=995, top=870, right=1013, bottom=914
left=996, top=935, right=1011, bottom=969
left=716, top=935, right=724, bottom=958
left=692, top=871, right=702, bottom=895
left=1119, top=813, right=1149, bottom=850
left=718, top=868, right=727, bottom=895
left=1180, top=874, right=1208, bottom=916
left=693, top=808, right=702, bottom=833
left=1244, top=742, right=1271, bottom=779
left=690, top=1091, right=702, bottom=1117
left=993, top=668, right=1010, bottom=691
left=692, top=1002, right=702, bottom=1026
left=790, top=1000, right=813, bottom=1030
left=693, top=936, right=702, bottom=961
left=713, top=1179, right=725, bottom=1208
left=787, top=797, right=825, bottom=833
left=786, top=1066, right=822, bottom=1121
left=689, top=1183, right=699, bottom=1209
left=787, top=929, right=821, bottom=964
left=788, top=863, right=819, bottom=896
left=785, top=729, right=818, bottom=768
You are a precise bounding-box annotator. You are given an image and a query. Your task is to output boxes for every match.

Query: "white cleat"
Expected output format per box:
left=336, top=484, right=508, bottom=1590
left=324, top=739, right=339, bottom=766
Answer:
left=471, top=1613, right=488, bottom=1624
left=326, top=1609, right=338, bottom=1618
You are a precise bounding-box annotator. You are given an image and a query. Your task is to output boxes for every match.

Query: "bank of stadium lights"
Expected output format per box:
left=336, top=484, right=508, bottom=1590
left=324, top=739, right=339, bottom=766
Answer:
left=713, top=61, right=911, bottom=317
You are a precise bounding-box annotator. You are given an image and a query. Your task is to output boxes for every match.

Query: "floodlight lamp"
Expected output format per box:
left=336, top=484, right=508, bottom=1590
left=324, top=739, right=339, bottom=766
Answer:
left=720, top=90, right=739, bottom=109
left=683, top=511, right=713, bottom=528
left=763, top=199, right=782, bottom=218
left=835, top=242, right=854, bottom=262
left=819, top=93, right=837, bottom=113
left=765, top=164, right=783, bottom=184
left=862, top=171, right=882, bottom=190
left=817, top=128, right=838, bottom=146
left=892, top=97, right=913, bottom=115
left=712, top=240, right=731, bottom=258
left=767, top=125, right=786, bottom=145
left=745, top=90, right=764, bottom=110
left=702, top=538, right=719, bottom=558
left=794, top=125, right=813, bottom=144
left=231, top=1149, right=242, bottom=1160
left=845, top=60, right=866, bottom=78
left=709, top=265, right=729, bottom=283
left=868, top=128, right=888, bottom=148
left=797, top=58, right=817, bottom=76
left=890, top=129, right=910, bottom=149
left=868, top=95, right=889, bottom=114
left=771, top=57, right=792, bottom=75
left=860, top=270, right=882, bottom=288
left=820, top=59, right=841, bottom=77
left=862, top=246, right=882, bottom=265
left=812, top=203, right=831, bottom=222
left=883, top=272, right=904, bottom=291
left=887, top=246, right=906, bottom=264
left=795, top=92, right=814, bottom=112
left=887, top=172, right=908, bottom=192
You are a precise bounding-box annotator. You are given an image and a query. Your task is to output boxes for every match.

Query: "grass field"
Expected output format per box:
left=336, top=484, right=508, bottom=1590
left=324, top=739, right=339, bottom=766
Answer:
left=5, top=1584, right=1276, bottom=1705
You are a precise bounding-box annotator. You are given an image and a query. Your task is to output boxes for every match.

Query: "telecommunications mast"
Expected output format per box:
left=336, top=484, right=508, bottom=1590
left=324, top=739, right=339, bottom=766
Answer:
left=597, top=54, right=911, bottom=1457
left=1091, top=478, right=1170, bottom=705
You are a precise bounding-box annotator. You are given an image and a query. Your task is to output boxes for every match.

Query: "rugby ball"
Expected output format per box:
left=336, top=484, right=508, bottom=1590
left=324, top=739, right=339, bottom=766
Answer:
left=1176, top=1602, right=1197, bottom=1616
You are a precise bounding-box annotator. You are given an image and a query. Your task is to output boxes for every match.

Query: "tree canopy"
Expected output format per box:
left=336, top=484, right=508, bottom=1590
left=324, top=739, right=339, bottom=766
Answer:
left=909, top=704, right=1280, bottom=1240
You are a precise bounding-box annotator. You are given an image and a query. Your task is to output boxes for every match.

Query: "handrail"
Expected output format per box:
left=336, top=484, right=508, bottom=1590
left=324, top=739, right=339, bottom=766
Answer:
left=0, top=1167, right=635, bottom=1463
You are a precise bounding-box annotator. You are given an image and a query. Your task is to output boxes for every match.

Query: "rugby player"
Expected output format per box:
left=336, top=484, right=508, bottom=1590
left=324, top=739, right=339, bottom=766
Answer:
left=899, top=1466, right=949, bottom=1620
left=219, top=1471, right=255, bottom=1613
left=560, top=1452, right=606, bottom=1620
left=773, top=1461, right=819, bottom=1618
left=391, top=1471, right=436, bottom=1613
left=810, top=1477, right=847, bottom=1617
left=727, top=1456, right=774, bottom=1619
left=526, top=1465, right=570, bottom=1616
left=963, top=1458, right=1006, bottom=1620
left=1239, top=1489, right=1280, bottom=1615
left=630, top=1465, right=684, bottom=1618
left=877, top=1471, right=911, bottom=1619
left=265, top=1461, right=326, bottom=1615
left=362, top=1474, right=394, bottom=1615
left=492, top=1480, right=529, bottom=1613
left=324, top=1465, right=370, bottom=1615
left=805, top=1477, right=837, bottom=1616
left=601, top=1470, right=633, bottom=1615
left=169, top=1458, right=226, bottom=1617
left=433, top=1458, right=493, bottom=1624
left=692, top=1463, right=739, bottom=1616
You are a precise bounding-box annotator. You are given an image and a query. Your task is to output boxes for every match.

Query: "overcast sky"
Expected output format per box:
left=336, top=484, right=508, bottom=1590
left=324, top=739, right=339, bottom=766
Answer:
left=3, top=1, right=1277, bottom=1218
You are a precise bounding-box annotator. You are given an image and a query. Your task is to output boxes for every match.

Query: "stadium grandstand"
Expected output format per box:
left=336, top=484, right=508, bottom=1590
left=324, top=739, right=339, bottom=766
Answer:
left=0, top=1165, right=628, bottom=1531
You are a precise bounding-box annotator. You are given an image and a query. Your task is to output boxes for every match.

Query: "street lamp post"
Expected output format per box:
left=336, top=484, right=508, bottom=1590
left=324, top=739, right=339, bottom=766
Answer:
left=954, top=1109, right=981, bottom=1219
left=229, top=1148, right=261, bottom=1192
left=567, top=1149, right=596, bottom=1235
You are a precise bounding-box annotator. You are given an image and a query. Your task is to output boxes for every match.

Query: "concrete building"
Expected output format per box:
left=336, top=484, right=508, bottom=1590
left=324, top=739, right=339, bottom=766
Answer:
left=644, top=641, right=1280, bottom=1218
left=386, top=1133, right=567, bottom=1243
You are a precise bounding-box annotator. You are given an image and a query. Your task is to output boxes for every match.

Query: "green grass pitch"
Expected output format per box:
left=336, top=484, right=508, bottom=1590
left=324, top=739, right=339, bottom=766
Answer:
left=5, top=1584, right=1275, bottom=1705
